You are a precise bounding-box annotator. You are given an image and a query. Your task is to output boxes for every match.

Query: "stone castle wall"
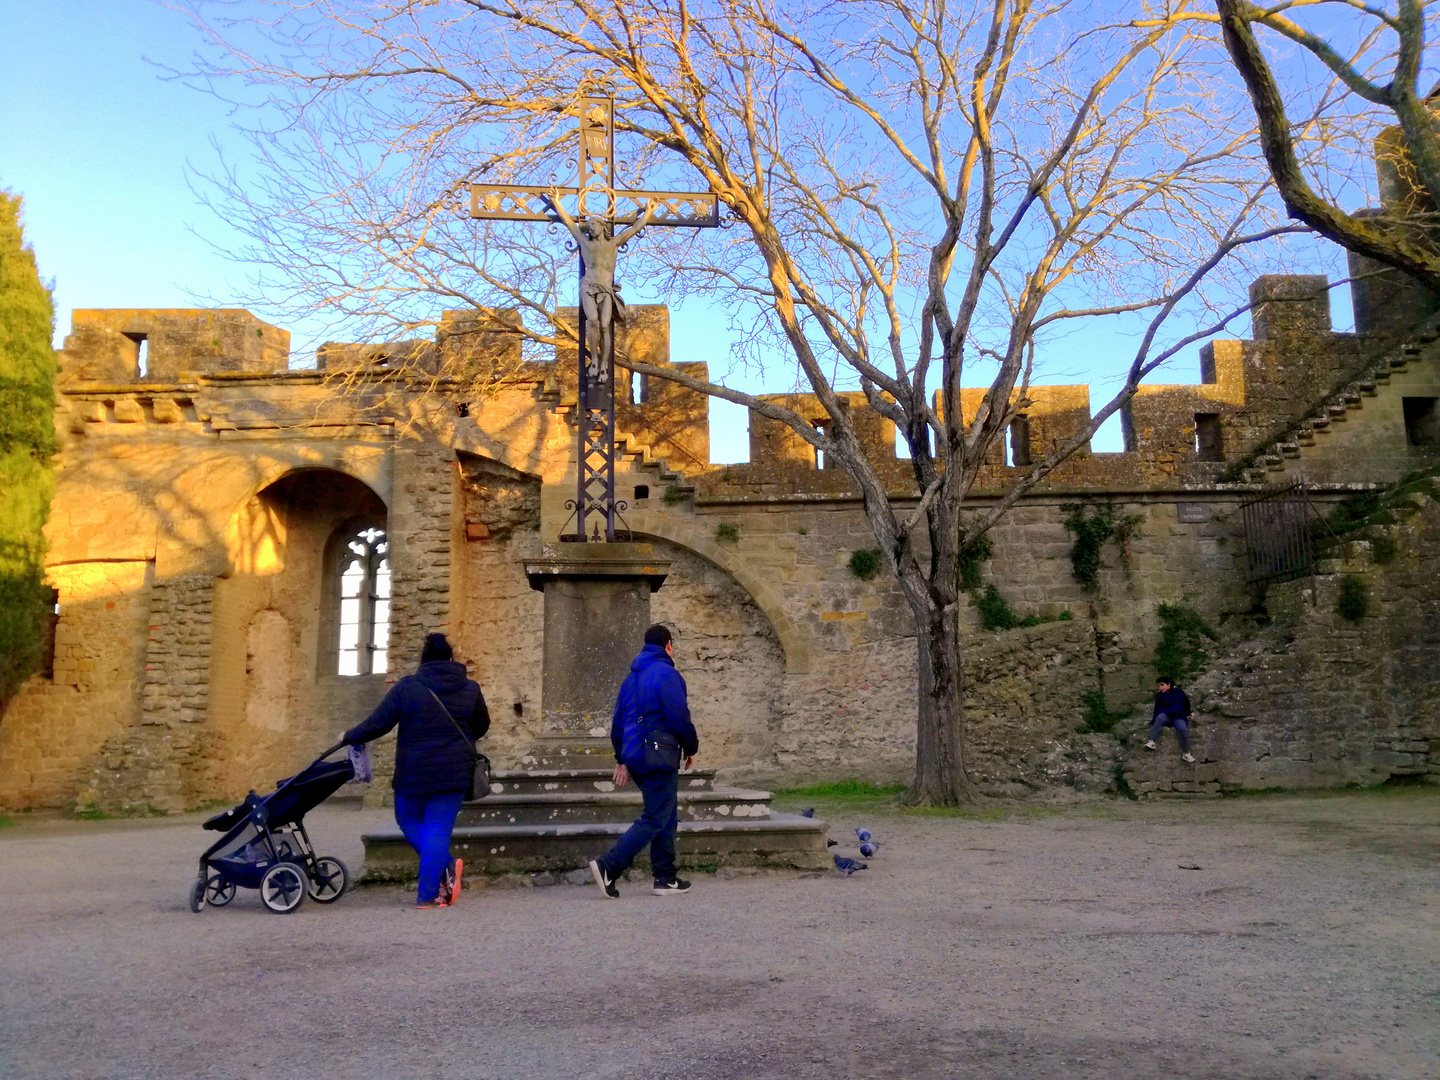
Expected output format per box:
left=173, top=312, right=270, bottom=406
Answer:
left=2, top=274, right=1438, bottom=811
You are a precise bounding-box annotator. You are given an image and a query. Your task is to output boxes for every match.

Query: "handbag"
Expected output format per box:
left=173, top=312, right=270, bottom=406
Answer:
left=423, top=686, right=492, bottom=799
left=642, top=727, right=682, bottom=772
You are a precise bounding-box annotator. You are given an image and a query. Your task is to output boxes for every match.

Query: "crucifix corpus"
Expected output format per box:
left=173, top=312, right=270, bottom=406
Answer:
left=469, top=89, right=720, bottom=542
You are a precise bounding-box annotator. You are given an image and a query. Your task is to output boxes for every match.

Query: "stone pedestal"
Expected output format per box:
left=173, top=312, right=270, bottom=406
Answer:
left=522, top=542, right=671, bottom=736
left=361, top=541, right=830, bottom=882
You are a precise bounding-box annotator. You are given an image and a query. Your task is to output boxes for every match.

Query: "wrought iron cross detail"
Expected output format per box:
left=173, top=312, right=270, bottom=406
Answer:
left=470, top=89, right=719, bottom=541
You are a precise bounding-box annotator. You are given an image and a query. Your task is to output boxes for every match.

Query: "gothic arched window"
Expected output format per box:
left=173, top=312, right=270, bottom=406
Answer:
left=337, top=526, right=390, bottom=675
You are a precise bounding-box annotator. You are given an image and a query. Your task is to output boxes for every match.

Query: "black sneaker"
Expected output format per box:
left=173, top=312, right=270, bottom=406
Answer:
left=588, top=860, right=619, bottom=899
left=652, top=877, right=692, bottom=895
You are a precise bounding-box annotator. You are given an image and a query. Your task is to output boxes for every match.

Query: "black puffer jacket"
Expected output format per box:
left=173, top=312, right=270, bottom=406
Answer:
left=344, top=661, right=490, bottom=796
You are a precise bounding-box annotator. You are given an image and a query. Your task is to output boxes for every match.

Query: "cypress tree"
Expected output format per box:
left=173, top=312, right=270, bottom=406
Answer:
left=0, top=190, right=57, bottom=705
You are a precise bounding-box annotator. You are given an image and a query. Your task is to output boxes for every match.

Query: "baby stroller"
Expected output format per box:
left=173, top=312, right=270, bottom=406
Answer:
left=189, top=742, right=355, bottom=914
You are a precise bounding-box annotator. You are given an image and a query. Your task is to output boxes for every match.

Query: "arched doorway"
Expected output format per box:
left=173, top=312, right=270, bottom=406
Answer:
left=204, top=469, right=389, bottom=799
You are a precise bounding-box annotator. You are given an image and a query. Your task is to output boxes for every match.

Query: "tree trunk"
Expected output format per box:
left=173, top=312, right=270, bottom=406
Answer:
left=905, top=594, right=979, bottom=805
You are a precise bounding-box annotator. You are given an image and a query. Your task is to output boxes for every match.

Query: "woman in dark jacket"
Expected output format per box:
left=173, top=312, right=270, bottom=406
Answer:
left=344, top=633, right=489, bottom=909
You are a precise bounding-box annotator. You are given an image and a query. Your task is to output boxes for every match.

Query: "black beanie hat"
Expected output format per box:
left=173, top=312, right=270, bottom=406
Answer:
left=421, top=633, right=453, bottom=663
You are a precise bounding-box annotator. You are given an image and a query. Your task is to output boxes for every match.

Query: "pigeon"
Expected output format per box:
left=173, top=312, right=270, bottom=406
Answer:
left=800, top=808, right=815, bottom=818
left=833, top=855, right=868, bottom=875
left=859, top=842, right=878, bottom=858
left=826, top=839, right=839, bottom=847
left=856, top=827, right=873, bottom=842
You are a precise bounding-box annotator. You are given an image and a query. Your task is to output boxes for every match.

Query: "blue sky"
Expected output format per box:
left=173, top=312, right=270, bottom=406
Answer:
left=3, top=1, right=1357, bottom=460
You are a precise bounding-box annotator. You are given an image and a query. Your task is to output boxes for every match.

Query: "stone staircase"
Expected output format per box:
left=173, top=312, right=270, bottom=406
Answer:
left=552, top=399, right=701, bottom=501
left=360, top=737, right=830, bottom=881
left=1235, top=316, right=1440, bottom=484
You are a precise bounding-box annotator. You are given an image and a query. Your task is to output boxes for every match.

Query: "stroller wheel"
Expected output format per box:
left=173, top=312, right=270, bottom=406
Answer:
left=205, top=873, right=237, bottom=907
left=259, top=862, right=307, bottom=914
left=188, top=874, right=207, bottom=913
left=307, top=857, right=350, bottom=904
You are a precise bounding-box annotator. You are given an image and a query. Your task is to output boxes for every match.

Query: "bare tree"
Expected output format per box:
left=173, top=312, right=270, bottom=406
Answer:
left=1210, top=0, right=1440, bottom=289
left=180, top=0, right=1297, bottom=804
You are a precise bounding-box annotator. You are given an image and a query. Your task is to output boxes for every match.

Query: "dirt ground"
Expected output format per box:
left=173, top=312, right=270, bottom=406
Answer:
left=0, top=787, right=1435, bottom=1080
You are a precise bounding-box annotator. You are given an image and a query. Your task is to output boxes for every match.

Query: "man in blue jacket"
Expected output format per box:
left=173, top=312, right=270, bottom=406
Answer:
left=589, top=624, right=700, bottom=898
left=1144, top=676, right=1196, bottom=763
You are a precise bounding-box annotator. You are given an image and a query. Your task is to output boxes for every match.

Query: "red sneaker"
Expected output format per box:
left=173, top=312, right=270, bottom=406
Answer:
left=447, top=859, right=464, bottom=906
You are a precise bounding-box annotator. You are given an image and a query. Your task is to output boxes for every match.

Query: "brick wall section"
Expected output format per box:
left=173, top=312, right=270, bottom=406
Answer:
left=0, top=561, right=151, bottom=809
left=88, top=574, right=215, bottom=812
left=387, top=444, right=457, bottom=667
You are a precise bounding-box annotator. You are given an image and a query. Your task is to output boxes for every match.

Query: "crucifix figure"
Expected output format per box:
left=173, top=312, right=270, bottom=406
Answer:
left=469, top=87, right=719, bottom=542
left=546, top=189, right=659, bottom=379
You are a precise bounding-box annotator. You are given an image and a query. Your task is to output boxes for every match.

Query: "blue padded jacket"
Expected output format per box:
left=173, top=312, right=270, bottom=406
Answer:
left=610, top=644, right=699, bottom=770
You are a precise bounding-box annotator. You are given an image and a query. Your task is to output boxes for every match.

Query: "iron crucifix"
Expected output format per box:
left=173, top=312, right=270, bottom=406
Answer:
left=469, top=89, right=719, bottom=542
left=545, top=190, right=657, bottom=380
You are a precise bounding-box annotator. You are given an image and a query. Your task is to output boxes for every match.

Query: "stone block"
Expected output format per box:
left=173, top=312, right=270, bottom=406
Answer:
left=151, top=399, right=185, bottom=423
left=112, top=399, right=144, bottom=423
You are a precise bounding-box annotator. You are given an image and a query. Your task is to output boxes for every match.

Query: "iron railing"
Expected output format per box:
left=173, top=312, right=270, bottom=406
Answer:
left=1238, top=482, right=1317, bottom=584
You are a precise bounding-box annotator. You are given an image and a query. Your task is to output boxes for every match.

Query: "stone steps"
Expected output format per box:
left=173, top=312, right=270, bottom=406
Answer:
left=517, top=736, right=617, bottom=769
left=490, top=766, right=717, bottom=795
left=458, top=784, right=771, bottom=826
left=362, top=813, right=831, bottom=879
left=360, top=736, right=829, bottom=880
left=1240, top=316, right=1440, bottom=485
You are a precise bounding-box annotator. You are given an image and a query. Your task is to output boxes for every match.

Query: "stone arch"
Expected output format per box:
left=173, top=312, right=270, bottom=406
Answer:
left=624, top=510, right=811, bottom=674
left=224, top=466, right=388, bottom=578
left=640, top=536, right=788, bottom=780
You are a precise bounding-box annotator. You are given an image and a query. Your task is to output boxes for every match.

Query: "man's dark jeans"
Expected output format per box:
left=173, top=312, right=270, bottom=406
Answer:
left=598, top=767, right=679, bottom=883
left=1149, top=710, right=1190, bottom=752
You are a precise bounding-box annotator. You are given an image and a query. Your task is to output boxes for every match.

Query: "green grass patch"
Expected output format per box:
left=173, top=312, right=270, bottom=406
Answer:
left=778, top=780, right=905, bottom=801
left=73, top=807, right=110, bottom=820
left=773, top=780, right=1077, bottom=822
left=0, top=814, right=14, bottom=829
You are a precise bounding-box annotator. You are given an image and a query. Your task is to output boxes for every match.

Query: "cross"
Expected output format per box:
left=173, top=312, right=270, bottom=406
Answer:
left=470, top=88, right=720, bottom=542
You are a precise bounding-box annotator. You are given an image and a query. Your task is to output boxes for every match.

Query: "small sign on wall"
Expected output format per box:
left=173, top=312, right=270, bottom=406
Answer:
left=1176, top=503, right=1211, bottom=524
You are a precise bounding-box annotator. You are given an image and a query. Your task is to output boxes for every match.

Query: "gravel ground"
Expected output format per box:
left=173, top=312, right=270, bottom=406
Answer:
left=0, top=787, right=1435, bottom=1080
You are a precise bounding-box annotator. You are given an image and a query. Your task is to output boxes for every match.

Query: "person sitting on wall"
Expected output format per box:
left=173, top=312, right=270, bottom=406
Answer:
left=1143, top=676, right=1195, bottom=763
left=343, top=632, right=490, bottom=909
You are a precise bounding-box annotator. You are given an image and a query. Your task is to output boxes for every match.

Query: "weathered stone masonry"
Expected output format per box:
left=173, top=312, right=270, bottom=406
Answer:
left=1, top=271, right=1438, bottom=810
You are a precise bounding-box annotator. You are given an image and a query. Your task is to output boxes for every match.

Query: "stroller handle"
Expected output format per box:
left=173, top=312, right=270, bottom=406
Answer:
left=319, top=739, right=349, bottom=759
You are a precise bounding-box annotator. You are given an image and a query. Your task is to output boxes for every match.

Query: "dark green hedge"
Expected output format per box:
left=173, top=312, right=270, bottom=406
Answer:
left=0, top=191, right=57, bottom=704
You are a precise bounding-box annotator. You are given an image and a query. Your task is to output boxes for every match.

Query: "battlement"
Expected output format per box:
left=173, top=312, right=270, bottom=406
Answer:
left=54, top=269, right=1438, bottom=496
left=60, top=309, right=290, bottom=383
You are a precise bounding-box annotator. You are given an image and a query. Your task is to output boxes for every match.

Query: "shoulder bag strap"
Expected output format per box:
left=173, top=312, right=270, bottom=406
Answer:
left=422, top=685, right=476, bottom=761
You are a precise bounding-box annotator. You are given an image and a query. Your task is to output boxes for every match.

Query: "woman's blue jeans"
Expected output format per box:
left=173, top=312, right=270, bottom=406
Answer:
left=394, top=791, right=464, bottom=903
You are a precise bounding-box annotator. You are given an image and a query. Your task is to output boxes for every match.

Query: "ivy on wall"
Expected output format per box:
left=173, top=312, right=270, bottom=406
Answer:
left=1336, top=576, right=1368, bottom=621
left=848, top=547, right=881, bottom=579
left=1153, top=603, right=1217, bottom=683
left=1061, top=503, right=1142, bottom=587
left=0, top=191, right=57, bottom=705
left=958, top=534, right=993, bottom=592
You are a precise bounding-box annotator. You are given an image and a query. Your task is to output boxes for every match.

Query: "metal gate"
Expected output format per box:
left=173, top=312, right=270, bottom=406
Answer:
left=1238, top=482, right=1317, bottom=584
